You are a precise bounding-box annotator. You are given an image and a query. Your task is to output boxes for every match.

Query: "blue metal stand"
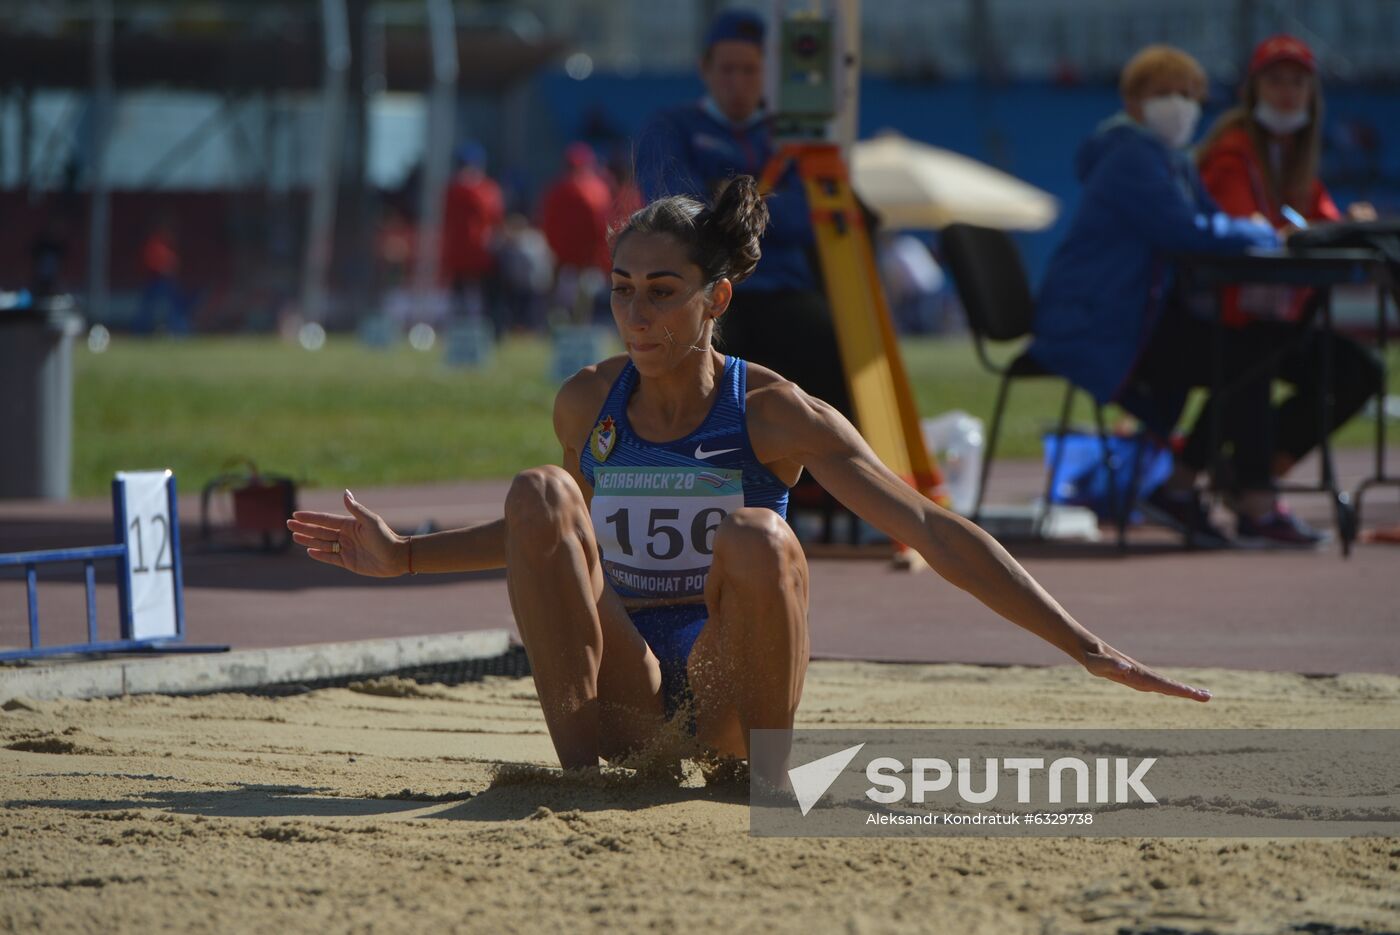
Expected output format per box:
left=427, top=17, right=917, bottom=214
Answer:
left=0, top=473, right=227, bottom=661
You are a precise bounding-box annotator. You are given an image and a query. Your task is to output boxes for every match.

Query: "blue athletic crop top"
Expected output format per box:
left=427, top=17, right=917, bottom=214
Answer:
left=578, top=356, right=790, bottom=602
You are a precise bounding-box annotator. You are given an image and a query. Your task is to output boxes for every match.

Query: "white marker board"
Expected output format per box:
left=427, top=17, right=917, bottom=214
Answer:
left=115, top=470, right=180, bottom=641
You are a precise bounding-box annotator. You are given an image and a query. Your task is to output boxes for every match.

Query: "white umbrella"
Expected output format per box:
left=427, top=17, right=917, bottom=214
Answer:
left=850, top=131, right=1059, bottom=231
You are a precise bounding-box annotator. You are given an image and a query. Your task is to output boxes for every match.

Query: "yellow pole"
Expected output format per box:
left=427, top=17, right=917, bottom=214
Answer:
left=761, top=143, right=947, bottom=502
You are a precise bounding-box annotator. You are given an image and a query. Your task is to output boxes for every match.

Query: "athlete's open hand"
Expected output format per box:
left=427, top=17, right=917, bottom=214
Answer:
left=1079, top=640, right=1211, bottom=702
left=286, top=490, right=406, bottom=578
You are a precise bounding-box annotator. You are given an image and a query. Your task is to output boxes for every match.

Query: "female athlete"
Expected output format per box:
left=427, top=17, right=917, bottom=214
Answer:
left=288, top=177, right=1209, bottom=783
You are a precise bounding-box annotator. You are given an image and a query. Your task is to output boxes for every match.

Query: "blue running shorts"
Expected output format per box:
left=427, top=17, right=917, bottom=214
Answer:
left=627, top=603, right=708, bottom=725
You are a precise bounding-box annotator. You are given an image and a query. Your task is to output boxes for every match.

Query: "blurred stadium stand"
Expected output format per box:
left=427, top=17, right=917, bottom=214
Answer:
left=1, top=0, right=1396, bottom=331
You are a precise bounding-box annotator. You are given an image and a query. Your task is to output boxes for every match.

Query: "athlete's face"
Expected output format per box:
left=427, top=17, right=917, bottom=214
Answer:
left=610, top=232, right=731, bottom=375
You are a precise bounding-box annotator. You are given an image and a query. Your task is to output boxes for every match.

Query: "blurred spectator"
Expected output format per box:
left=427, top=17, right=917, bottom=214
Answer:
left=1199, top=35, right=1377, bottom=239
left=633, top=9, right=852, bottom=417
left=877, top=232, right=949, bottom=334
left=1199, top=36, right=1341, bottom=329
left=497, top=214, right=554, bottom=332
left=441, top=142, right=505, bottom=331
left=133, top=217, right=193, bottom=334
left=1194, top=34, right=1381, bottom=510
left=540, top=143, right=613, bottom=324
left=1028, top=45, right=1321, bottom=548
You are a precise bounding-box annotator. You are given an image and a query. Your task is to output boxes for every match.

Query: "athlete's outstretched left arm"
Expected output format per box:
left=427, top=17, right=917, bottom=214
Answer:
left=750, top=384, right=1210, bottom=703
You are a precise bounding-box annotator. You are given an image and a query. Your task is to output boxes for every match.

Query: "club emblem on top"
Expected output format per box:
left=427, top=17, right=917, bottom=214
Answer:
left=590, top=416, right=618, bottom=463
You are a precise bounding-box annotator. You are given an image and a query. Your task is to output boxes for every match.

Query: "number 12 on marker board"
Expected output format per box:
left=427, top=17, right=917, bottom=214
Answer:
left=114, top=470, right=184, bottom=642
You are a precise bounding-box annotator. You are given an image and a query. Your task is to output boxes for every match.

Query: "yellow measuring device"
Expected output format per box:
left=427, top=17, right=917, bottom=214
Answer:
left=760, top=142, right=948, bottom=503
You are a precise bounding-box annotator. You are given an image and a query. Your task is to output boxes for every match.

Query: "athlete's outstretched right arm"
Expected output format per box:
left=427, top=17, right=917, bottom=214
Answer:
left=290, top=364, right=615, bottom=578
left=287, top=490, right=506, bottom=577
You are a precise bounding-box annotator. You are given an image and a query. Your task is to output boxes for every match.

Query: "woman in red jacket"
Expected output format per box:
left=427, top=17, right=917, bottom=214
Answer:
left=1193, top=35, right=1382, bottom=545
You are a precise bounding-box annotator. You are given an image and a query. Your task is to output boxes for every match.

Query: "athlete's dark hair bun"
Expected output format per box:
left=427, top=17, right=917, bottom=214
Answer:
left=611, top=174, right=770, bottom=286
left=701, top=175, right=768, bottom=285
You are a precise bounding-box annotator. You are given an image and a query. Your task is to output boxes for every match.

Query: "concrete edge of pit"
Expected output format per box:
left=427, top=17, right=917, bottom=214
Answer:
left=0, top=629, right=514, bottom=701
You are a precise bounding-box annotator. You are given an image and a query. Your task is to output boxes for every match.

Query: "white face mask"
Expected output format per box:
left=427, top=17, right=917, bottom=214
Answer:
left=1141, top=94, right=1202, bottom=149
left=1253, top=101, right=1310, bottom=135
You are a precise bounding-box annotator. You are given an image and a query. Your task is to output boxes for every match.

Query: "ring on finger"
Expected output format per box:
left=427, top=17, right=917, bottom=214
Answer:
left=331, top=541, right=341, bottom=554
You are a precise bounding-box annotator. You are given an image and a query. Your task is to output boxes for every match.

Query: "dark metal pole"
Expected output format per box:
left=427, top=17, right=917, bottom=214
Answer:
left=300, top=0, right=350, bottom=325
left=345, top=0, right=374, bottom=321
left=1235, top=0, right=1256, bottom=73
left=0, top=91, right=8, bottom=185
left=410, top=0, right=459, bottom=317
left=969, top=0, right=996, bottom=81
left=87, top=0, right=113, bottom=322
left=19, top=84, right=32, bottom=191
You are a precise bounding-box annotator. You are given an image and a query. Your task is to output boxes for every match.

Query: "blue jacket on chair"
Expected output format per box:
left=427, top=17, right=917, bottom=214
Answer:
left=634, top=97, right=818, bottom=294
left=1028, top=115, right=1277, bottom=428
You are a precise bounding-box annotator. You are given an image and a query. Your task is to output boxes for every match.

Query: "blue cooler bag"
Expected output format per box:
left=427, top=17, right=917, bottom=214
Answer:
left=1042, top=432, right=1173, bottom=523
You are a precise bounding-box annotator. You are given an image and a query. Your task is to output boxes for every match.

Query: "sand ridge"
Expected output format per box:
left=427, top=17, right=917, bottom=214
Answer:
left=3, top=661, right=1399, bottom=934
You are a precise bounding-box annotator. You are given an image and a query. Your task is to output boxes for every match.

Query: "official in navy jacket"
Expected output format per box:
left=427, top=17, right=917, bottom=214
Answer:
left=633, top=10, right=852, bottom=417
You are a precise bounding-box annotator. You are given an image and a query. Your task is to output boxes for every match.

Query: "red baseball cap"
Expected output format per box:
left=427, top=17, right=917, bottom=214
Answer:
left=1249, top=35, right=1316, bottom=76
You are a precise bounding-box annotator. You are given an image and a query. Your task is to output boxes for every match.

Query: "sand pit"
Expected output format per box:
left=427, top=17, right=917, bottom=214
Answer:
left=3, top=661, right=1399, bottom=934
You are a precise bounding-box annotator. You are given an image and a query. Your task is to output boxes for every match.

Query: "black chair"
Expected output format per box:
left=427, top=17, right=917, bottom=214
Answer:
left=940, top=223, right=1131, bottom=545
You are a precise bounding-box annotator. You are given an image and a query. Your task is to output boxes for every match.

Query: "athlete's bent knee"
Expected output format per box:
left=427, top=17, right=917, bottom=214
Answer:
left=505, top=466, right=585, bottom=542
left=713, top=508, right=801, bottom=573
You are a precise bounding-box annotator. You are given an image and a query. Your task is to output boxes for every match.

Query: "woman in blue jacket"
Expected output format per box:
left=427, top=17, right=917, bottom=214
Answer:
left=1030, top=46, right=1322, bottom=548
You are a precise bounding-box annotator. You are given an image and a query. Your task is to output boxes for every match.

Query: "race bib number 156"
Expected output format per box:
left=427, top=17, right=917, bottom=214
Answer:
left=590, top=466, right=744, bottom=599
